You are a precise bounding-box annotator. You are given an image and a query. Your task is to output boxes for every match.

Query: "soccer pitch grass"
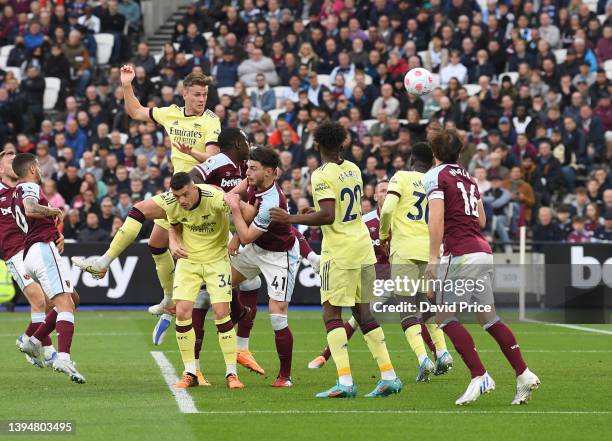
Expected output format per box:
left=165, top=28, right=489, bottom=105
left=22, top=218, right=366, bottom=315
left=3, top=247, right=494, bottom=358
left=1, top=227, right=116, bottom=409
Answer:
left=1, top=310, right=611, bottom=441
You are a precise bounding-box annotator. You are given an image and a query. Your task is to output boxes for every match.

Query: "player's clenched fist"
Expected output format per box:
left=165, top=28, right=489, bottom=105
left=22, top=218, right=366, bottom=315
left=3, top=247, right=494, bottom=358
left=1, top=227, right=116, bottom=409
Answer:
left=120, top=65, right=135, bottom=85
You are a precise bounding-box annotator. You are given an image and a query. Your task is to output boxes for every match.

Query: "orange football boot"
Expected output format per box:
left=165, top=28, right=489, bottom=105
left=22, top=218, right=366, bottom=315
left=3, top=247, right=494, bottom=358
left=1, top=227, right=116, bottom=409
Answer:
left=174, top=372, right=198, bottom=389
left=237, top=351, right=265, bottom=375
left=226, top=373, right=245, bottom=389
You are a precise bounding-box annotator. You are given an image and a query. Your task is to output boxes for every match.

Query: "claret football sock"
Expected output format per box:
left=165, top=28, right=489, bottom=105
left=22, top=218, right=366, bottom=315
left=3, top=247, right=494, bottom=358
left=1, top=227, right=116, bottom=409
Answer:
left=192, top=308, right=208, bottom=366
left=485, top=319, right=527, bottom=376
left=236, top=289, right=259, bottom=349
left=441, top=320, right=486, bottom=379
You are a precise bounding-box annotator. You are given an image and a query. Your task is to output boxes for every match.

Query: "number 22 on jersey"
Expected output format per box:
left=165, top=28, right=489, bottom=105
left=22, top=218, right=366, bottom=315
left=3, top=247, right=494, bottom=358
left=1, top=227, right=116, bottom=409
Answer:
left=340, top=185, right=362, bottom=222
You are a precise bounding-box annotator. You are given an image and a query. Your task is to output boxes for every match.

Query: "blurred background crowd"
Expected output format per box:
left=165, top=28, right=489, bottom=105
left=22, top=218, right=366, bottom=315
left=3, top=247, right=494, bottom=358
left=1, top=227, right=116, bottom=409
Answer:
left=0, top=0, right=611, bottom=249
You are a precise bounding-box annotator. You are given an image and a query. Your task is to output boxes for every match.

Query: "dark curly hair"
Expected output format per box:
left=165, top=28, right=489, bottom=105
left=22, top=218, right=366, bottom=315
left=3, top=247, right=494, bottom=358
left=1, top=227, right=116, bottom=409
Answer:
left=313, top=121, right=347, bottom=155
left=427, top=128, right=464, bottom=164
left=411, top=142, right=434, bottom=167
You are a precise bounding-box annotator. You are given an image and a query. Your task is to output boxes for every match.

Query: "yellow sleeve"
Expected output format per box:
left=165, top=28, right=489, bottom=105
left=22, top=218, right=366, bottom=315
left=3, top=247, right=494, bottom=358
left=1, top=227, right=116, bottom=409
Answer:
left=150, top=106, right=172, bottom=126
left=204, top=113, right=221, bottom=147
left=311, top=169, right=335, bottom=203
left=379, top=192, right=399, bottom=240
left=209, top=187, right=229, bottom=214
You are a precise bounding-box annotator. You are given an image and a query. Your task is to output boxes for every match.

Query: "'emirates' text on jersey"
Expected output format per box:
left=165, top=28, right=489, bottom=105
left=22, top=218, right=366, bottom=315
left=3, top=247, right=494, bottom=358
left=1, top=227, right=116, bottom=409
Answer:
left=150, top=105, right=221, bottom=174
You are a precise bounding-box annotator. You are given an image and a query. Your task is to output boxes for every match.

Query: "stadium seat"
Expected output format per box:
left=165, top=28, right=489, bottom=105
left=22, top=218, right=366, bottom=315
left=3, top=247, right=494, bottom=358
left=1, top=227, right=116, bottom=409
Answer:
left=605, top=59, right=612, bottom=72
left=153, top=53, right=162, bottom=63
left=399, top=119, right=408, bottom=125
left=273, top=86, right=289, bottom=107
left=362, top=119, right=377, bottom=131
left=503, top=71, right=519, bottom=84
left=317, top=74, right=332, bottom=88
left=0, top=45, right=14, bottom=69
left=173, top=42, right=180, bottom=51
left=267, top=108, right=284, bottom=122
left=464, top=84, right=481, bottom=96
left=150, top=76, right=161, bottom=83
left=94, top=33, right=114, bottom=65
left=203, top=31, right=212, bottom=41
left=554, top=49, right=567, bottom=64
left=217, top=86, right=235, bottom=97
left=598, top=14, right=607, bottom=24
left=585, top=0, right=597, bottom=12
left=417, top=50, right=427, bottom=61
left=43, top=77, right=61, bottom=111
left=246, top=86, right=257, bottom=96
left=5, top=66, right=21, bottom=81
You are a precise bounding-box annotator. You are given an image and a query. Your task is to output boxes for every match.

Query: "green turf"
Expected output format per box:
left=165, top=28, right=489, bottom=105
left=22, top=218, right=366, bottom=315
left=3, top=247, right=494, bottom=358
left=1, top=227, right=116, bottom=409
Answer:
left=1, top=310, right=611, bottom=441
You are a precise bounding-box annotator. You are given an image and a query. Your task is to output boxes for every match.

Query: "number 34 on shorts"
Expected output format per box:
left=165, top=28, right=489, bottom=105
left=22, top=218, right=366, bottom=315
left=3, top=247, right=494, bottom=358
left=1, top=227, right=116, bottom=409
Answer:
left=172, top=257, right=232, bottom=305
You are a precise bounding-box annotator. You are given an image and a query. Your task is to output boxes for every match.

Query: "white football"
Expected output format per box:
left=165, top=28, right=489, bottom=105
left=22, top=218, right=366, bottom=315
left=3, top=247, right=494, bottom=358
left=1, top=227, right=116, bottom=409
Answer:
left=404, top=68, right=434, bottom=96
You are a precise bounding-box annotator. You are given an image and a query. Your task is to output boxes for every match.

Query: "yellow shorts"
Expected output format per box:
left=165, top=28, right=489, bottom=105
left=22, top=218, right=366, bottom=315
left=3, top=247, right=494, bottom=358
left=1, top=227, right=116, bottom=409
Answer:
left=320, top=258, right=375, bottom=307
left=173, top=257, right=232, bottom=304
left=390, top=254, right=427, bottom=297
left=153, top=218, right=170, bottom=229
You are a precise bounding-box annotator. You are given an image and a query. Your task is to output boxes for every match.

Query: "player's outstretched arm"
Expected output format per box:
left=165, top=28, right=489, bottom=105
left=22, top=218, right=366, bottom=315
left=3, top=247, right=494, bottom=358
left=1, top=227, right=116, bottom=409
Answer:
left=23, top=197, right=63, bottom=221
left=121, top=65, right=153, bottom=122
left=225, top=193, right=263, bottom=244
left=269, top=200, right=335, bottom=226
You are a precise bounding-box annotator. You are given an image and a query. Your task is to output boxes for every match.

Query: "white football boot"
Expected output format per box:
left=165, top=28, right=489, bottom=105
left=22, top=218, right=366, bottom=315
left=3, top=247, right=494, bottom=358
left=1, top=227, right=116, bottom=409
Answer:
left=455, top=372, right=496, bottom=405
left=511, top=368, right=540, bottom=405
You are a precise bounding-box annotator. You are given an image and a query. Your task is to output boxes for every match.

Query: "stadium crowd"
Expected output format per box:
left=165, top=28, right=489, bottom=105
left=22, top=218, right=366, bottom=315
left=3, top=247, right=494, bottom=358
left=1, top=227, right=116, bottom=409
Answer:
left=0, top=0, right=611, bottom=249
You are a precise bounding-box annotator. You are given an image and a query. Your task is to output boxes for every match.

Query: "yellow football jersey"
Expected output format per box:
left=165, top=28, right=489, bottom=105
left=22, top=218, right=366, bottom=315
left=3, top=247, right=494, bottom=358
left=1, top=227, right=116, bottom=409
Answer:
left=311, top=160, right=376, bottom=269
left=156, top=184, right=230, bottom=264
left=150, top=105, right=221, bottom=173
left=383, top=170, right=430, bottom=262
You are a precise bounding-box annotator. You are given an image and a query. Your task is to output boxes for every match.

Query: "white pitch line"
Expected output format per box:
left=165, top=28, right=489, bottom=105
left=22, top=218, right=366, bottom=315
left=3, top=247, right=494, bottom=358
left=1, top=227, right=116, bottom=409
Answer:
left=150, top=351, right=199, bottom=414
left=159, top=349, right=612, bottom=354
left=522, top=319, right=612, bottom=335
left=194, top=409, right=611, bottom=416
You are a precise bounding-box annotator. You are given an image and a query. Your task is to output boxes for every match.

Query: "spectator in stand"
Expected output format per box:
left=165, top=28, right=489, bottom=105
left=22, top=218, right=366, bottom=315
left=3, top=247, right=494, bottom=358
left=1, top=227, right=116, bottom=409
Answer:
left=532, top=207, right=564, bottom=251
left=63, top=209, right=82, bottom=240
left=238, top=48, right=279, bottom=87
left=504, top=166, right=536, bottom=229
left=567, top=216, right=593, bottom=243
left=62, top=30, right=91, bottom=96
left=118, top=0, right=142, bottom=34
left=78, top=212, right=110, bottom=242
left=101, top=0, right=127, bottom=63
left=36, top=143, right=57, bottom=180
left=484, top=176, right=513, bottom=253
left=593, top=211, right=612, bottom=242
left=440, top=50, right=467, bottom=85
left=584, top=202, right=602, bottom=232
left=250, top=73, right=276, bottom=113
left=371, top=84, right=400, bottom=118
left=133, top=43, right=156, bottom=76
left=556, top=205, right=574, bottom=239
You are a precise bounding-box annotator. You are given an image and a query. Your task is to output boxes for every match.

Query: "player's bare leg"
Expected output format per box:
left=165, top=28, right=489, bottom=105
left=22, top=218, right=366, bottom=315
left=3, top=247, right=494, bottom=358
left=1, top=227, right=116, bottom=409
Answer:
left=308, top=316, right=357, bottom=369
left=269, top=299, right=293, bottom=387
left=231, top=268, right=264, bottom=375
left=476, top=307, right=540, bottom=405
left=212, top=300, right=244, bottom=388
left=192, top=289, right=211, bottom=386
left=352, top=302, right=402, bottom=397
left=17, top=283, right=57, bottom=367
left=436, top=310, right=493, bottom=405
